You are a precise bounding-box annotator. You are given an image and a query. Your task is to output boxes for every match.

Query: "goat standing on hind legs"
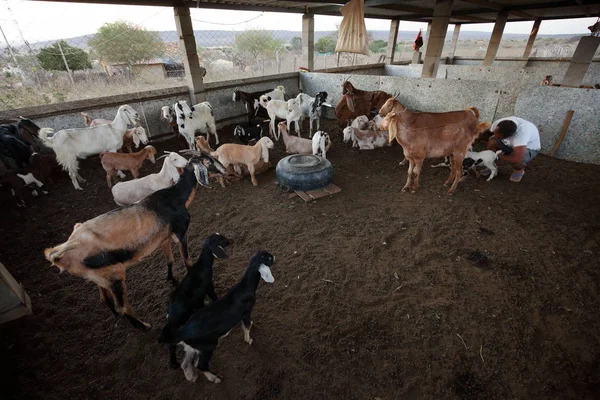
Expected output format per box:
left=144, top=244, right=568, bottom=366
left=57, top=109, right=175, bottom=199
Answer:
left=44, top=153, right=227, bottom=330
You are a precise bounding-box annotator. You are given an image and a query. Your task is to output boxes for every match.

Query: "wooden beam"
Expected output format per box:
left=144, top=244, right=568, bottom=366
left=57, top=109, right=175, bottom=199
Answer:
left=551, top=110, right=574, bottom=157
left=458, top=0, right=536, bottom=19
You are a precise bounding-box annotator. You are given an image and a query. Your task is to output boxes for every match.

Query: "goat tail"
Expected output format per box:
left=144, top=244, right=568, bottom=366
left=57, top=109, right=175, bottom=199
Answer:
left=465, top=107, right=480, bottom=119
left=44, top=241, right=79, bottom=268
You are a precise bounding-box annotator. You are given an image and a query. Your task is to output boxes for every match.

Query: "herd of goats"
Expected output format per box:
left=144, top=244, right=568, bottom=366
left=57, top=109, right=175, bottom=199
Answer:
left=0, top=80, right=499, bottom=384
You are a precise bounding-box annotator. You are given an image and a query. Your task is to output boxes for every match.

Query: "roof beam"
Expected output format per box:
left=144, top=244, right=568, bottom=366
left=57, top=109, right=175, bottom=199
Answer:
left=458, top=0, right=536, bottom=19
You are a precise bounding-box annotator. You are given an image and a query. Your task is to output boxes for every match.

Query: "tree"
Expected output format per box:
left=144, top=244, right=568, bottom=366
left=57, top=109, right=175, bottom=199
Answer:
left=315, top=35, right=337, bottom=54
left=369, top=40, right=387, bottom=54
left=89, top=21, right=164, bottom=66
left=37, top=40, right=91, bottom=71
left=291, top=37, right=302, bottom=51
left=235, top=30, right=284, bottom=59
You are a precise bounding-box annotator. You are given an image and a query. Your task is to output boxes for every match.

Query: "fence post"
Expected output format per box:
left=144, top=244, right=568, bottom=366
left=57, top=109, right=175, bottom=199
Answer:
left=57, top=41, right=75, bottom=86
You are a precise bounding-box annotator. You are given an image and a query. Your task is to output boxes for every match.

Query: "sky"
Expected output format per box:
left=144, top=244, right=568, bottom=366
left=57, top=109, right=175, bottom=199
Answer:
left=0, top=0, right=597, bottom=45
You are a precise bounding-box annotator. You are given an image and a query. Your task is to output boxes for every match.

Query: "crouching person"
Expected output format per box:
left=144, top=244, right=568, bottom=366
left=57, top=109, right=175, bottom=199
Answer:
left=485, top=117, right=541, bottom=182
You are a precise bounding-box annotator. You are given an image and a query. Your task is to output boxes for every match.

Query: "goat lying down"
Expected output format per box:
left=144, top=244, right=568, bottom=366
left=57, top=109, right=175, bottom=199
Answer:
left=158, top=251, right=275, bottom=383
left=44, top=153, right=227, bottom=330
left=343, top=126, right=389, bottom=150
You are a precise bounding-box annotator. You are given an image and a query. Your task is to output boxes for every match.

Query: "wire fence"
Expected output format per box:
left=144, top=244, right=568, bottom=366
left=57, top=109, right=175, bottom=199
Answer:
left=0, top=2, right=597, bottom=113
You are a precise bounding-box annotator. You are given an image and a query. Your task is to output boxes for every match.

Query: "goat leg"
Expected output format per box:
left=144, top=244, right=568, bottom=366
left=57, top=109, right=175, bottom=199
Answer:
left=160, top=240, right=178, bottom=286
left=242, top=315, right=253, bottom=345
left=402, top=159, right=414, bottom=192
left=172, top=232, right=191, bottom=269
left=98, top=286, right=119, bottom=318
left=110, top=280, right=151, bottom=330
left=411, top=159, right=423, bottom=193
left=197, top=348, right=221, bottom=383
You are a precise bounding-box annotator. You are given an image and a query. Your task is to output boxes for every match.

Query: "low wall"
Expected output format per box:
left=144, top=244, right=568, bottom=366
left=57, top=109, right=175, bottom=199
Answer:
left=0, top=73, right=300, bottom=139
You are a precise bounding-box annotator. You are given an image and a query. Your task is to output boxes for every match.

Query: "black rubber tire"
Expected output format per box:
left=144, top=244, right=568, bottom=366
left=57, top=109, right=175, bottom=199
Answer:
left=276, top=154, right=333, bottom=191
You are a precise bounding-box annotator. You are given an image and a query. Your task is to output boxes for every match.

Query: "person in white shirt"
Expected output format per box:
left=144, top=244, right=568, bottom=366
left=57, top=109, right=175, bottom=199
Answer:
left=485, top=116, right=541, bottom=182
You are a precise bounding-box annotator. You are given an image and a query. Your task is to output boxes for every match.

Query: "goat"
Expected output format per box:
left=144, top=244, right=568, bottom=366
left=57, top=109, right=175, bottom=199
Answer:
left=1, top=118, right=43, bottom=152
left=195, top=136, right=271, bottom=185
left=379, top=98, right=488, bottom=194
left=312, top=131, right=331, bottom=159
left=100, top=145, right=157, bottom=188
left=286, top=91, right=329, bottom=138
left=232, top=88, right=276, bottom=124
left=233, top=124, right=263, bottom=145
left=175, top=100, right=219, bottom=148
left=0, top=130, right=32, bottom=169
left=0, top=152, right=52, bottom=206
left=210, top=137, right=274, bottom=186
left=278, top=122, right=312, bottom=155
left=111, top=152, right=187, bottom=206
left=162, top=233, right=232, bottom=369
left=463, top=150, right=503, bottom=181
left=158, top=251, right=275, bottom=383
left=161, top=105, right=181, bottom=147
left=81, top=112, right=111, bottom=127
left=44, top=153, right=227, bottom=330
left=259, top=97, right=290, bottom=140
left=335, top=81, right=391, bottom=126
left=38, top=105, right=139, bottom=190
left=342, top=126, right=389, bottom=150
left=121, top=127, right=149, bottom=153
left=350, top=115, right=381, bottom=131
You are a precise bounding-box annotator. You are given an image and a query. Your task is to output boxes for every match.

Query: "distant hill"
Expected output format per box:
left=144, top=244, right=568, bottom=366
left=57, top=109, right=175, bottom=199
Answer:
left=2, top=30, right=588, bottom=51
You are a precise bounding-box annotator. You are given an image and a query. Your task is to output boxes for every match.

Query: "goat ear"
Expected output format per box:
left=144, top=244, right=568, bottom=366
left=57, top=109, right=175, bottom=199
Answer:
left=166, top=158, right=180, bottom=183
left=260, top=140, right=269, bottom=163
left=258, top=264, right=274, bottom=283
left=132, top=132, right=140, bottom=147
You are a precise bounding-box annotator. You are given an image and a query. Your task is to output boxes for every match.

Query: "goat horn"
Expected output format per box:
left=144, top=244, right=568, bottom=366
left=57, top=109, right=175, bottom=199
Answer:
left=156, top=154, right=169, bottom=160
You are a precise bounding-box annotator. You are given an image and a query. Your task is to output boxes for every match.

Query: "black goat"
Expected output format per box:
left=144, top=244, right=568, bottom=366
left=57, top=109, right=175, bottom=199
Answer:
left=158, top=250, right=275, bottom=383
left=233, top=124, right=263, bottom=145
left=162, top=233, right=232, bottom=369
left=0, top=131, right=32, bottom=169
left=232, top=89, right=271, bottom=124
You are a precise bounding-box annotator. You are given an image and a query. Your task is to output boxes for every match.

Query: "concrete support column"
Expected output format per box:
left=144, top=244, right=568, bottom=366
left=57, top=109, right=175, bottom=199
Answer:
left=386, top=19, right=400, bottom=64
left=522, top=18, right=541, bottom=61
left=447, top=23, right=461, bottom=64
left=483, top=11, right=508, bottom=66
left=174, top=6, right=205, bottom=104
left=302, top=13, right=315, bottom=71
left=421, top=0, right=452, bottom=78
left=562, top=36, right=600, bottom=87
left=422, top=22, right=432, bottom=54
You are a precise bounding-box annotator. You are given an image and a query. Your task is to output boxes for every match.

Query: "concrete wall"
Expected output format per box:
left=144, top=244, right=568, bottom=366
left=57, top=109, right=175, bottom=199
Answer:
left=515, top=87, right=600, bottom=164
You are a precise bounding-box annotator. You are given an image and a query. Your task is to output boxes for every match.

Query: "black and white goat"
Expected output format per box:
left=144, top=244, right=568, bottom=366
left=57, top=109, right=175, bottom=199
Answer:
left=233, top=124, right=263, bottom=145
left=232, top=86, right=286, bottom=124
left=162, top=233, right=232, bottom=369
left=286, top=91, right=329, bottom=138
left=175, top=101, right=219, bottom=148
left=312, top=131, right=331, bottom=159
left=0, top=130, right=32, bottom=170
left=44, top=153, right=227, bottom=331
left=431, top=150, right=503, bottom=181
left=158, top=251, right=275, bottom=383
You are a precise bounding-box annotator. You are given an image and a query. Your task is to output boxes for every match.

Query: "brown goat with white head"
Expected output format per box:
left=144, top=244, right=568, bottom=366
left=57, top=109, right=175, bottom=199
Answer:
left=44, top=153, right=226, bottom=330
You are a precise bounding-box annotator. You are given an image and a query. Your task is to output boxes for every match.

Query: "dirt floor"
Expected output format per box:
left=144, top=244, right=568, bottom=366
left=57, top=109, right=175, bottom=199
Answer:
left=1, top=119, right=599, bottom=400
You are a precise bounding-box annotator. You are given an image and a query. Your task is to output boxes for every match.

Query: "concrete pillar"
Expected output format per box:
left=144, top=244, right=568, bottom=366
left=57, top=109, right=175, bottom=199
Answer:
left=386, top=20, right=400, bottom=64
left=483, top=11, right=508, bottom=66
left=422, top=22, right=432, bottom=55
left=421, top=0, right=453, bottom=78
left=301, top=13, right=314, bottom=71
left=562, top=36, right=600, bottom=87
left=447, top=24, right=461, bottom=64
left=174, top=6, right=205, bottom=104
left=522, top=19, right=541, bottom=61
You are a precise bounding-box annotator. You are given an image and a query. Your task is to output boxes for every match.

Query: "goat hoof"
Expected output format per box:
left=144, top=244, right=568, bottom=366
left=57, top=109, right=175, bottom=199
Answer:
left=245, top=337, right=253, bottom=345
left=401, top=186, right=410, bottom=192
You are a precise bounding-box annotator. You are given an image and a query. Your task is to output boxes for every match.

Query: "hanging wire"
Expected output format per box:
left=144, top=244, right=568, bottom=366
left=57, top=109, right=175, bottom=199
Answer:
left=191, top=13, right=264, bottom=26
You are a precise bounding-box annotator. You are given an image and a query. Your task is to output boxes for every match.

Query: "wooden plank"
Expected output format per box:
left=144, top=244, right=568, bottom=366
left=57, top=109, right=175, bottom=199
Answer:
left=551, top=110, right=574, bottom=157
left=294, top=183, right=341, bottom=202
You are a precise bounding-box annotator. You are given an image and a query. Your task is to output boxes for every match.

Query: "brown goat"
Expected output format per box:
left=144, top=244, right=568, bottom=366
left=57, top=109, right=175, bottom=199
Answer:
left=99, top=145, right=157, bottom=188
left=335, top=81, right=391, bottom=126
left=379, top=98, right=488, bottom=194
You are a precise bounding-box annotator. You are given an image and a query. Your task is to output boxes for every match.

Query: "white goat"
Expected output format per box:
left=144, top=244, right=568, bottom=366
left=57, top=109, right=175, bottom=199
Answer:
left=342, top=126, right=389, bottom=150
left=260, top=97, right=290, bottom=140
left=38, top=104, right=139, bottom=190
left=174, top=100, right=218, bottom=148
left=111, top=152, right=188, bottom=206
left=210, top=137, right=274, bottom=186
left=255, top=85, right=285, bottom=109
left=312, top=131, right=331, bottom=159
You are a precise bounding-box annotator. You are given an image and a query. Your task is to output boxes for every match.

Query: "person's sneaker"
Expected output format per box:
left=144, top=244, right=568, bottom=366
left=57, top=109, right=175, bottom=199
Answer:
left=480, top=168, right=491, bottom=176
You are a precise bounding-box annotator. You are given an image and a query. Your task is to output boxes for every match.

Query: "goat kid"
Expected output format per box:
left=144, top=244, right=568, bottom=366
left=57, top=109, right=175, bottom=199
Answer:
left=233, top=124, right=263, bottom=145
left=232, top=86, right=284, bottom=124
left=175, top=101, right=219, bottom=147
left=44, top=153, right=226, bottom=330
left=210, top=137, right=274, bottom=186
left=0, top=152, right=52, bottom=206
left=312, top=131, right=331, bottom=159
left=464, top=150, right=503, bottom=181
left=162, top=233, right=232, bottom=369
left=158, top=251, right=275, bottom=383
left=100, top=145, right=157, bottom=188
left=286, top=91, right=329, bottom=138
left=342, top=126, right=389, bottom=150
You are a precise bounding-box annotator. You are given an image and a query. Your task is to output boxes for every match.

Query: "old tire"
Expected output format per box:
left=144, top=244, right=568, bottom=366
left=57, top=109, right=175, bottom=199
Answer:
left=276, top=154, right=333, bottom=191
